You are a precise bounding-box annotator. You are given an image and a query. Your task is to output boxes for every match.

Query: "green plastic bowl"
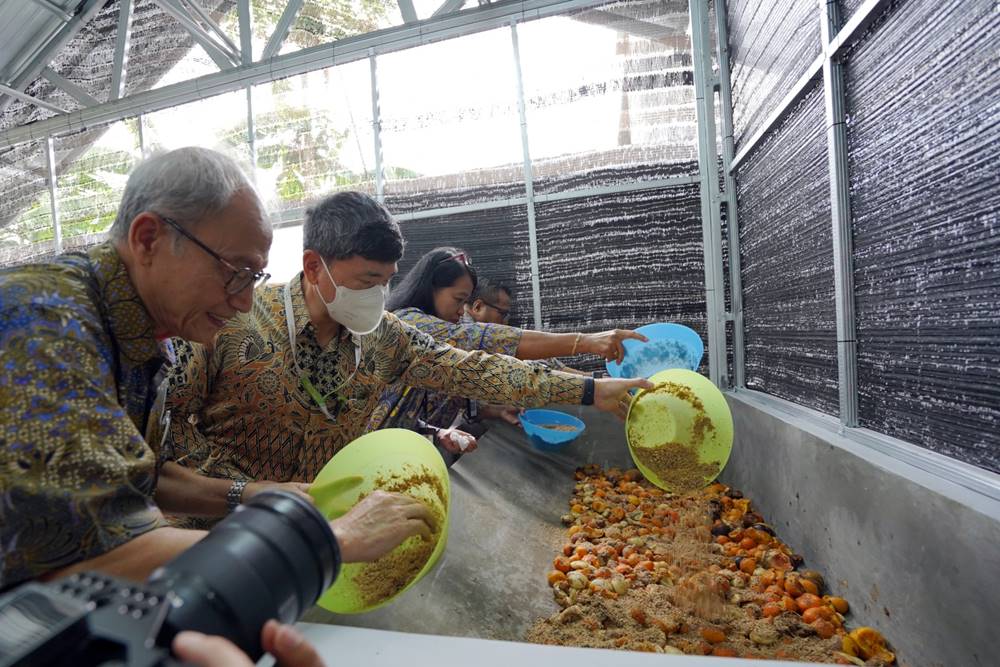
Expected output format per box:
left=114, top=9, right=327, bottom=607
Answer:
left=625, top=369, right=734, bottom=492
left=309, top=428, right=450, bottom=613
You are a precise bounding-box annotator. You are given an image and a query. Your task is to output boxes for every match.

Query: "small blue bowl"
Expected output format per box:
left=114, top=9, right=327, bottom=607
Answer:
left=520, top=409, right=586, bottom=452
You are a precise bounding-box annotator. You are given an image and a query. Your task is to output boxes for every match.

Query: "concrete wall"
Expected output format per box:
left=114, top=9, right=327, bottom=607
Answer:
left=721, top=393, right=1000, bottom=667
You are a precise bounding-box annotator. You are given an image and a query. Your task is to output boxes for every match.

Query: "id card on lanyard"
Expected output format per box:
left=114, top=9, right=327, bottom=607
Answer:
left=284, top=280, right=361, bottom=420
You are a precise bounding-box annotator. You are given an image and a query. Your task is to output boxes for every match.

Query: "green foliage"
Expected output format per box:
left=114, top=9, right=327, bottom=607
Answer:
left=2, top=146, right=135, bottom=246
left=250, top=0, right=396, bottom=49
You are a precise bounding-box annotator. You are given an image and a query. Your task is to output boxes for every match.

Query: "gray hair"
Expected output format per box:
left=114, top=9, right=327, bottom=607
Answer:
left=109, top=147, right=261, bottom=241
left=303, top=191, right=404, bottom=263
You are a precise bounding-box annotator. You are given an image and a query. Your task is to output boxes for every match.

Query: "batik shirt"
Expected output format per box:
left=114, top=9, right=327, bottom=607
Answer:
left=164, top=274, right=584, bottom=484
left=0, top=242, right=169, bottom=589
left=370, top=307, right=524, bottom=432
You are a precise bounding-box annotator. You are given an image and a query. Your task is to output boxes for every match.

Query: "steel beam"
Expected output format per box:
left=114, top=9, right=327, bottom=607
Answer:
left=0, top=0, right=108, bottom=117
left=137, top=113, right=147, bottom=155
left=28, top=0, right=73, bottom=23
left=0, top=0, right=610, bottom=150
left=245, top=86, right=256, bottom=181
left=40, top=66, right=99, bottom=107
left=261, top=0, right=305, bottom=60
left=510, top=21, right=542, bottom=330
left=689, top=0, right=726, bottom=386
left=714, top=0, right=745, bottom=389
left=398, top=0, right=419, bottom=23
left=181, top=0, right=242, bottom=61
left=238, top=0, right=253, bottom=64
left=433, top=0, right=467, bottom=17
left=45, top=136, right=61, bottom=253
left=152, top=0, right=238, bottom=69
left=0, top=82, right=68, bottom=114
left=369, top=51, right=385, bottom=202
left=270, top=175, right=699, bottom=227
left=110, top=0, right=134, bottom=100
left=820, top=0, right=859, bottom=427
left=729, top=54, right=823, bottom=172
left=827, top=0, right=894, bottom=59
left=726, top=0, right=892, bottom=173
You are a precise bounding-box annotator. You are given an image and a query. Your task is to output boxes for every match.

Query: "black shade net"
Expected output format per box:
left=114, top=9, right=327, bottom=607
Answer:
left=845, top=0, right=1000, bottom=472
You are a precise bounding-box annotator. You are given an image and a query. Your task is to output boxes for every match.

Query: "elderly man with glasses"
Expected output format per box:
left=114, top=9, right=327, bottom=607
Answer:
left=0, top=148, right=434, bottom=604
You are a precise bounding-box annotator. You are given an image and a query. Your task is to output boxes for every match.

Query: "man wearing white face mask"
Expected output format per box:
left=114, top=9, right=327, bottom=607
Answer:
left=162, top=192, right=650, bottom=524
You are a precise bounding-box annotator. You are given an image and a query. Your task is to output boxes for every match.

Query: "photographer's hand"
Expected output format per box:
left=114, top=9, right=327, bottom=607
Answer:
left=173, top=620, right=324, bottom=667
left=330, top=490, right=435, bottom=562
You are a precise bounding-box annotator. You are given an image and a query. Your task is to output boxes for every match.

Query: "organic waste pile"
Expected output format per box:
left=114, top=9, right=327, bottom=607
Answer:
left=527, top=465, right=895, bottom=664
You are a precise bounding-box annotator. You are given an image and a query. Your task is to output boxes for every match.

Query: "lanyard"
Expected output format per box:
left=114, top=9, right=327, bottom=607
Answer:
left=284, top=280, right=361, bottom=420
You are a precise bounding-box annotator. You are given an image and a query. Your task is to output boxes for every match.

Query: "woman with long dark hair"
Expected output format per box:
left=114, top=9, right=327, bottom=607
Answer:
left=369, top=246, right=645, bottom=461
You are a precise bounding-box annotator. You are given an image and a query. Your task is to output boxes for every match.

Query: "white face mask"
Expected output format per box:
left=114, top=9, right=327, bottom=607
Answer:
left=315, top=262, right=387, bottom=335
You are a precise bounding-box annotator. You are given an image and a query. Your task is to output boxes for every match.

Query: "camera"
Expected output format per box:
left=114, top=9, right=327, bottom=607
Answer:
left=0, top=491, right=340, bottom=667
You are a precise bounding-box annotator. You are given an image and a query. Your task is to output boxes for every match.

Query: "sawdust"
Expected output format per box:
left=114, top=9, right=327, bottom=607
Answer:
left=352, top=465, right=446, bottom=606
left=539, top=423, right=581, bottom=432
left=632, top=441, right=720, bottom=492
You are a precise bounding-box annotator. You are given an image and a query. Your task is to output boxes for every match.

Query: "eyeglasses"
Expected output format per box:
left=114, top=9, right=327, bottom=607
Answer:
left=480, top=300, right=511, bottom=321
left=159, top=215, right=270, bottom=295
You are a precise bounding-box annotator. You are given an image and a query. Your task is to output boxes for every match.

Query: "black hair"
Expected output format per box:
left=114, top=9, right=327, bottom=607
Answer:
left=472, top=277, right=513, bottom=305
left=303, top=191, right=404, bottom=262
left=387, top=247, right=478, bottom=315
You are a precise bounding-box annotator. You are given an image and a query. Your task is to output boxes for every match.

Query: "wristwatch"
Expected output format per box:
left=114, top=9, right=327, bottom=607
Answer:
left=226, top=479, right=248, bottom=513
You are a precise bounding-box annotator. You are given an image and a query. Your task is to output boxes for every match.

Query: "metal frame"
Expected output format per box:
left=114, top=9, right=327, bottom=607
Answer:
left=0, top=82, right=67, bottom=114
left=398, top=0, right=419, bottom=24
left=110, top=0, right=134, bottom=101
left=820, top=0, right=859, bottom=427
left=40, top=67, right=99, bottom=107
left=509, top=21, right=543, bottom=331
left=726, top=0, right=893, bottom=174
left=731, top=388, right=1000, bottom=504
left=3, top=0, right=991, bottom=498
left=261, top=0, right=305, bottom=60
left=0, top=0, right=607, bottom=149
left=714, top=0, right=744, bottom=389
left=0, top=0, right=106, bottom=117
left=44, top=135, right=61, bottom=253
left=28, top=0, right=73, bottom=23
left=270, top=175, right=700, bottom=228
left=688, top=0, right=726, bottom=387
left=238, top=0, right=253, bottom=64
left=369, top=50, right=385, bottom=202
left=706, top=0, right=1000, bottom=498
left=152, top=0, right=240, bottom=70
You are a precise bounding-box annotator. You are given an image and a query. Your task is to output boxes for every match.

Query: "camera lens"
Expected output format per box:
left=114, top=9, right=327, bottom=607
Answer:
left=148, top=490, right=339, bottom=659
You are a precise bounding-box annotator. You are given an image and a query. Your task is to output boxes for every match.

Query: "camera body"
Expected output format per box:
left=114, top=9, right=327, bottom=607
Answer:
left=0, top=490, right=340, bottom=667
left=0, top=573, right=188, bottom=667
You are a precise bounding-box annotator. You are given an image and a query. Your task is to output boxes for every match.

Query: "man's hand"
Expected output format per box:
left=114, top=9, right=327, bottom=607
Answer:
left=244, top=480, right=314, bottom=506
left=593, top=377, right=654, bottom=419
left=582, top=329, right=649, bottom=364
left=480, top=404, right=522, bottom=425
left=330, top=490, right=436, bottom=563
left=173, top=620, right=324, bottom=667
left=437, top=428, right=478, bottom=454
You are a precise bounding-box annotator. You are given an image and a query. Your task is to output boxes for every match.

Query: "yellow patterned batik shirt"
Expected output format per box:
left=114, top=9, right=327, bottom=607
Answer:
left=0, top=242, right=169, bottom=589
left=164, top=273, right=585, bottom=484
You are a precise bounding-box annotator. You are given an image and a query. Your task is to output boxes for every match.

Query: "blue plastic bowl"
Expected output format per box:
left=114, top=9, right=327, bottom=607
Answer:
left=520, top=409, right=586, bottom=452
left=606, top=323, right=704, bottom=379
